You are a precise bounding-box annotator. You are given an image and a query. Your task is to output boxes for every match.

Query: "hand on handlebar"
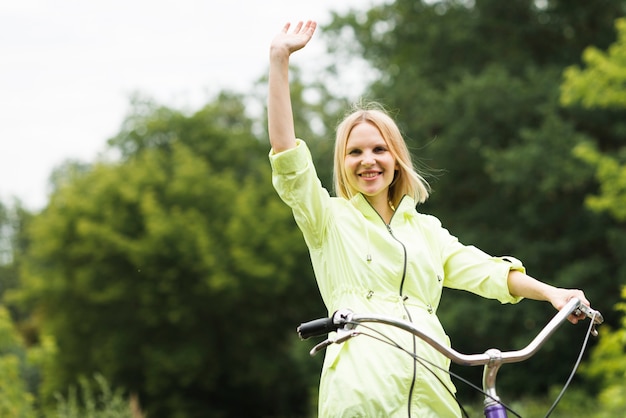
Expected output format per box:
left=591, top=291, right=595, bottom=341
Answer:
left=548, top=288, right=591, bottom=324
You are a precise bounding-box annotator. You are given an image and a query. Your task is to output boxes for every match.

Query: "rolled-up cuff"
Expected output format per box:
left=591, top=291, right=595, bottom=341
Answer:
left=269, top=139, right=309, bottom=174
left=497, top=256, right=525, bottom=304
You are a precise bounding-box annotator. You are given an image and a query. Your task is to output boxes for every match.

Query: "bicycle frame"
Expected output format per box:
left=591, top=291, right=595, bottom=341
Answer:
left=298, top=298, right=603, bottom=418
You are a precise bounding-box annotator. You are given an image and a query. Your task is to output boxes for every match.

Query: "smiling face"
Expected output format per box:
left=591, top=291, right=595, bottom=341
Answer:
left=334, top=107, right=430, bottom=207
left=344, top=122, right=398, bottom=206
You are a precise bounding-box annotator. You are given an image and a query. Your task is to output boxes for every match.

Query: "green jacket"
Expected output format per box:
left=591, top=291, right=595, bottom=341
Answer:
left=270, top=140, right=523, bottom=417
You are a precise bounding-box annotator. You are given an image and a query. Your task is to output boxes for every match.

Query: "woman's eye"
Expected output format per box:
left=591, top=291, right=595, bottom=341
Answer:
left=374, top=147, right=387, bottom=153
left=348, top=149, right=361, bottom=155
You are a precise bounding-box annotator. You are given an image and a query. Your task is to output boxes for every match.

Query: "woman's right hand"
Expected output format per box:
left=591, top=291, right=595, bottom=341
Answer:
left=270, top=21, right=317, bottom=59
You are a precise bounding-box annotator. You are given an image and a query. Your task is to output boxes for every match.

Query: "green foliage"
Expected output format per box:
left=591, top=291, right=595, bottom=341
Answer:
left=533, top=11, right=626, bottom=417
left=0, top=305, right=35, bottom=417
left=581, top=287, right=626, bottom=417
left=0, top=201, right=8, bottom=265
left=12, top=92, right=325, bottom=417
left=51, top=374, right=136, bottom=418
left=0, top=202, right=30, bottom=297
left=562, top=18, right=626, bottom=109
left=561, top=17, right=626, bottom=222
left=0, top=304, right=137, bottom=418
left=573, top=142, right=626, bottom=221
left=326, top=0, right=626, bottom=90
left=559, top=24, right=626, bottom=416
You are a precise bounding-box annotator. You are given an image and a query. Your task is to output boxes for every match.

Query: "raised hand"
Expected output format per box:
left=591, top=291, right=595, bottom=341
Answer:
left=270, top=21, right=317, bottom=58
left=268, top=20, right=317, bottom=153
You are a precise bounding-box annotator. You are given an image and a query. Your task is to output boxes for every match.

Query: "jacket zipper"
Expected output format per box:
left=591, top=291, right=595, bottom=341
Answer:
left=366, top=196, right=417, bottom=417
left=385, top=222, right=417, bottom=418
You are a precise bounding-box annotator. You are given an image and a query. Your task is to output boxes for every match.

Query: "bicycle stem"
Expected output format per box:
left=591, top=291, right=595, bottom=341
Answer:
left=481, top=298, right=594, bottom=413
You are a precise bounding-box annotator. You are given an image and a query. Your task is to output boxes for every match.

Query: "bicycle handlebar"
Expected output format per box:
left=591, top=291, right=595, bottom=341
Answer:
left=298, top=317, right=337, bottom=340
left=297, top=298, right=603, bottom=366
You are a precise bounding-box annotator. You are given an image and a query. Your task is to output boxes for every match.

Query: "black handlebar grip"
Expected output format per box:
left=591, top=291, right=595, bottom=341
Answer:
left=297, top=317, right=337, bottom=340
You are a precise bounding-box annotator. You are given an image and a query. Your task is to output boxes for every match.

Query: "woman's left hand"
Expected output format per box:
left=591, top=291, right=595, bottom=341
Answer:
left=548, top=288, right=590, bottom=324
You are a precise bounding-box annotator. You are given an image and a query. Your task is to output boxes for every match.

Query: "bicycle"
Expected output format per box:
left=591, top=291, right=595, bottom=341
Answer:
left=297, top=297, right=604, bottom=418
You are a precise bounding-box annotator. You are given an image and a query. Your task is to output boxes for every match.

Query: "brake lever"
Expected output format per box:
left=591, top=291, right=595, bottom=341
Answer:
left=574, top=303, right=604, bottom=337
left=309, top=328, right=360, bottom=356
left=310, top=339, right=333, bottom=356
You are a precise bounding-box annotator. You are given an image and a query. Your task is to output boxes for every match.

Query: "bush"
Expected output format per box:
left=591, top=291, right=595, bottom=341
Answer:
left=51, top=374, right=141, bottom=418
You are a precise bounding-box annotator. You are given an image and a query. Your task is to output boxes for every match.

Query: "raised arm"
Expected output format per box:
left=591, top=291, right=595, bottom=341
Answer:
left=268, top=21, right=317, bottom=153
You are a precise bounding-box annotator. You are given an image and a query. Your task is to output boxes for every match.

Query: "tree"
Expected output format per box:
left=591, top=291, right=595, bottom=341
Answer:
left=0, top=304, right=35, bottom=417
left=560, top=17, right=626, bottom=416
left=562, top=18, right=626, bottom=109
left=13, top=92, right=326, bottom=417
left=0, top=201, right=21, bottom=295
left=0, top=201, right=9, bottom=266
left=562, top=18, right=626, bottom=222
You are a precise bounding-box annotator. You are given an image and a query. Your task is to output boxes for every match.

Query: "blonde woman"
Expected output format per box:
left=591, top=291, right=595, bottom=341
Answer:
left=268, top=20, right=591, bottom=418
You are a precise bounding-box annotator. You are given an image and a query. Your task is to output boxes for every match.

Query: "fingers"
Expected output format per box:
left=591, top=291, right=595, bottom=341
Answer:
left=271, top=20, right=317, bottom=56
left=303, top=20, right=317, bottom=34
left=570, top=289, right=590, bottom=309
left=282, top=20, right=317, bottom=35
left=550, top=288, right=592, bottom=324
left=566, top=289, right=592, bottom=324
left=568, top=313, right=581, bottom=324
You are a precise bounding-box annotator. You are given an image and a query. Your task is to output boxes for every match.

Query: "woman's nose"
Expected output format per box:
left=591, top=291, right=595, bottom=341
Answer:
left=361, top=153, right=375, bottom=166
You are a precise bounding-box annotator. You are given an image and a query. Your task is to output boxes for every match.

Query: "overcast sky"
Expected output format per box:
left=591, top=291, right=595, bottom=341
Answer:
left=1, top=0, right=381, bottom=210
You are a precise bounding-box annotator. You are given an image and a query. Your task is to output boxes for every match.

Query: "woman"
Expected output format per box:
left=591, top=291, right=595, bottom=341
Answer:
left=268, top=20, right=591, bottom=417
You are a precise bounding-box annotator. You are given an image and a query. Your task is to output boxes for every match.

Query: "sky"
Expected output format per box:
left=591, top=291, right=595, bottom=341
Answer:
left=1, top=0, right=381, bottom=210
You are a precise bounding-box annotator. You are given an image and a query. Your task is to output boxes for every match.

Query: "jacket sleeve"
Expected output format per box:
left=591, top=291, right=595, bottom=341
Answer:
left=269, top=139, right=330, bottom=250
left=426, top=216, right=524, bottom=304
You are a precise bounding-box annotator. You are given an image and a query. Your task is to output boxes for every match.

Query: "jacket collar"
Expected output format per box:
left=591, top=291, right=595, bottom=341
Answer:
left=350, top=193, right=417, bottom=222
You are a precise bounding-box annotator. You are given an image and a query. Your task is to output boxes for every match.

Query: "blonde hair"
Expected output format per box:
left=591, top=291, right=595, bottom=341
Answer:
left=333, top=103, right=430, bottom=206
